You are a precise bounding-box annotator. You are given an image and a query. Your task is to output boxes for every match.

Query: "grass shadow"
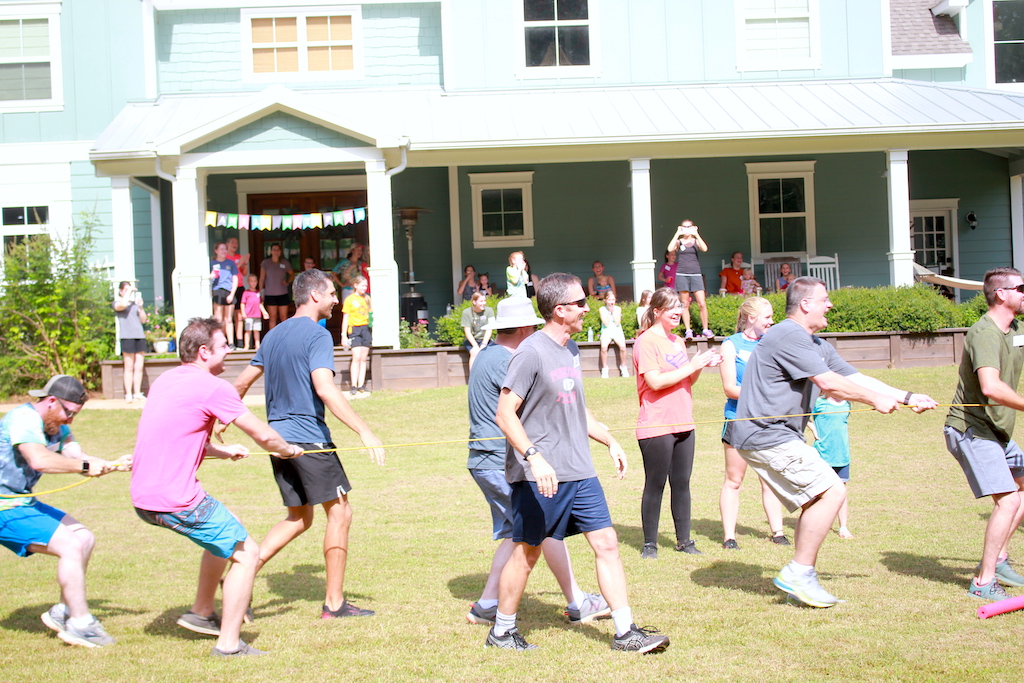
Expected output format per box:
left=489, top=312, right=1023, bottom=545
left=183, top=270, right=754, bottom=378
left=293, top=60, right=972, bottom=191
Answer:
left=1, top=600, right=144, bottom=635
left=447, top=572, right=488, bottom=601
left=689, top=560, right=778, bottom=596
left=261, top=563, right=373, bottom=613
left=613, top=523, right=675, bottom=552
left=878, top=551, right=975, bottom=588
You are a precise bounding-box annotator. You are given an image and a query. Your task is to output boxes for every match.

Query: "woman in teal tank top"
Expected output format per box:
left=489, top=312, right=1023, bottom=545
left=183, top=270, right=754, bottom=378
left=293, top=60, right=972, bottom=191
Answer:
left=718, top=297, right=789, bottom=549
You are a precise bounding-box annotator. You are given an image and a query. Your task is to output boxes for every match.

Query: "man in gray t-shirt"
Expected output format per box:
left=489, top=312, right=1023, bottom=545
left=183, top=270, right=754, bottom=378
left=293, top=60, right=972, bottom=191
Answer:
left=726, top=277, right=935, bottom=609
left=484, top=273, right=669, bottom=655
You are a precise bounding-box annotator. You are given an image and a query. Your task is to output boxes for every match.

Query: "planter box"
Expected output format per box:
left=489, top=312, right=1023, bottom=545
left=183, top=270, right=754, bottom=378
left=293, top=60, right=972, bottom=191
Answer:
left=101, top=329, right=967, bottom=398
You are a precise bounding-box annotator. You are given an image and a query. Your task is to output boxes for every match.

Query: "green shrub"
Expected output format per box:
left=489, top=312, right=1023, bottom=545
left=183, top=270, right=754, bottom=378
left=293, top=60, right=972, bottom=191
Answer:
left=398, top=319, right=436, bottom=348
left=433, top=295, right=511, bottom=346
left=0, top=213, right=115, bottom=394
left=956, top=292, right=987, bottom=328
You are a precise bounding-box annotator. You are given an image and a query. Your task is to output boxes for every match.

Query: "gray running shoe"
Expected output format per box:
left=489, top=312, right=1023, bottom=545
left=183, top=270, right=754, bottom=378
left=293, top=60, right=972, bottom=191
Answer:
left=177, top=611, right=221, bottom=636
left=566, top=592, right=610, bottom=624
left=611, top=624, right=670, bottom=654
left=485, top=626, right=537, bottom=651
left=773, top=565, right=839, bottom=608
left=675, top=540, right=702, bottom=555
left=41, top=604, right=68, bottom=634
left=641, top=543, right=658, bottom=559
left=968, top=578, right=1010, bottom=601
left=466, top=602, right=496, bottom=625
left=211, top=640, right=266, bottom=657
left=984, top=558, right=1024, bottom=587
left=771, top=534, right=792, bottom=546
left=58, top=618, right=116, bottom=648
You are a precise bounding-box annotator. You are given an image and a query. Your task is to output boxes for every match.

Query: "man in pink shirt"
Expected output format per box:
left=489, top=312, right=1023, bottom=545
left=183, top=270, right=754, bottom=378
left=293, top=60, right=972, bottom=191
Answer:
left=130, top=317, right=303, bottom=657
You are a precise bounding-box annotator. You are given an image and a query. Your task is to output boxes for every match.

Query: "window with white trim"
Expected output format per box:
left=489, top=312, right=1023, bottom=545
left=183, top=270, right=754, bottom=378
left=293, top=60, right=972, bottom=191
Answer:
left=2, top=205, right=48, bottom=269
left=746, top=161, right=816, bottom=259
left=469, top=172, right=535, bottom=249
left=0, top=6, right=63, bottom=112
left=516, top=0, right=598, bottom=78
left=736, top=0, right=820, bottom=72
left=994, top=0, right=1024, bottom=83
left=241, top=8, right=361, bottom=81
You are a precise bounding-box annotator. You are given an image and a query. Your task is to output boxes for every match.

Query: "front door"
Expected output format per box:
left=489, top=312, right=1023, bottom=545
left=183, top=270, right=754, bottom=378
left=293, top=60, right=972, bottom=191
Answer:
left=246, top=190, right=368, bottom=341
left=910, top=201, right=958, bottom=300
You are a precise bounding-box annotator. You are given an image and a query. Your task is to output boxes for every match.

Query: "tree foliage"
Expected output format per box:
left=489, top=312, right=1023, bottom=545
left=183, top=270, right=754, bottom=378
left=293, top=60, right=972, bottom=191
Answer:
left=0, top=213, right=115, bottom=395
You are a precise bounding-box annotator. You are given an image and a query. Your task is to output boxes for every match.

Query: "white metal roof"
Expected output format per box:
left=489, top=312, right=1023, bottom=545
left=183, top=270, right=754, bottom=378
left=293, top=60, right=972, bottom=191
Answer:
left=91, top=78, right=1024, bottom=163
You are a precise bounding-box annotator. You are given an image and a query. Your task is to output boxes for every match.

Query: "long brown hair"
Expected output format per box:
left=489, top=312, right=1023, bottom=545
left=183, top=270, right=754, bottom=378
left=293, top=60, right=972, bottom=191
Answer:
left=641, top=287, right=681, bottom=332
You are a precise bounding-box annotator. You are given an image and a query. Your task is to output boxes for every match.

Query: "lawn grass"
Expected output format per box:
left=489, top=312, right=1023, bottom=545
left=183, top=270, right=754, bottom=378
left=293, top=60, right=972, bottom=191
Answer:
left=1, top=365, right=1020, bottom=681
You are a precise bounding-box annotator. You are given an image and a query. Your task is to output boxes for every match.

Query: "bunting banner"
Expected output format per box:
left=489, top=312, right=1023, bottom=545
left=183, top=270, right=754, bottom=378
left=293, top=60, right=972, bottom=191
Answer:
left=203, top=207, right=369, bottom=230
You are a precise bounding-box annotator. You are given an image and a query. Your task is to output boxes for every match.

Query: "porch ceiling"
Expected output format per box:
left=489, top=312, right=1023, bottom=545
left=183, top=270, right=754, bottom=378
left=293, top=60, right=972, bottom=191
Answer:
left=91, top=78, right=1024, bottom=172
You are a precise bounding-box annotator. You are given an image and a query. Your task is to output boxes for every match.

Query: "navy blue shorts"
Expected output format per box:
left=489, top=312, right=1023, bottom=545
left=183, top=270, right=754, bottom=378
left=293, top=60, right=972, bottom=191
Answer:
left=511, top=476, right=613, bottom=546
left=832, top=464, right=850, bottom=482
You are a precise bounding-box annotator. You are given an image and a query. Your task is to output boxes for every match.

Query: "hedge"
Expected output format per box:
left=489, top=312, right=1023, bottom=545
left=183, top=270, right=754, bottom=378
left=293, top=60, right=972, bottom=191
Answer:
left=431, top=285, right=985, bottom=346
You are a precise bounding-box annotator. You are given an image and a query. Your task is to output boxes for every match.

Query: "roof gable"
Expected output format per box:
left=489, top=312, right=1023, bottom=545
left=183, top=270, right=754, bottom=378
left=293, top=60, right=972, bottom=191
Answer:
left=190, top=111, right=372, bottom=154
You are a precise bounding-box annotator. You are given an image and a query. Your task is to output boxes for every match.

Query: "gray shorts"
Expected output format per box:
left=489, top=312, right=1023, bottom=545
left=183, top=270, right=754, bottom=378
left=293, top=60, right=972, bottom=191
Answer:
left=943, top=426, right=1024, bottom=498
left=739, top=440, right=841, bottom=513
left=469, top=467, right=513, bottom=540
left=675, top=274, right=704, bottom=293
left=244, top=318, right=263, bottom=332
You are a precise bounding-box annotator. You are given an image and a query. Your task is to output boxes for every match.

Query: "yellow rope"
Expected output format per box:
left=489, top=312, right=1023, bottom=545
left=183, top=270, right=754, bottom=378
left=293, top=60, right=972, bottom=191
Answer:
left=2, top=403, right=992, bottom=497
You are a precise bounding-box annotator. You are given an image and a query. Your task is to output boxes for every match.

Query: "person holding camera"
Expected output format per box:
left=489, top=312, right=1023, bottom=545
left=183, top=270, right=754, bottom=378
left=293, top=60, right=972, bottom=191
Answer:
left=113, top=281, right=149, bottom=403
left=666, top=220, right=712, bottom=340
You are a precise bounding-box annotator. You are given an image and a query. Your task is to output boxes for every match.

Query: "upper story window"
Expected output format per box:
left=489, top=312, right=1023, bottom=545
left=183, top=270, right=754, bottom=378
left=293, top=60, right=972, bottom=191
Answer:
left=469, top=172, right=535, bottom=249
left=242, top=8, right=362, bottom=82
left=2, top=205, right=48, bottom=253
left=0, top=3, right=63, bottom=113
left=746, top=161, right=816, bottom=259
left=516, top=1, right=599, bottom=78
left=736, top=0, right=820, bottom=72
left=994, top=0, right=1024, bottom=83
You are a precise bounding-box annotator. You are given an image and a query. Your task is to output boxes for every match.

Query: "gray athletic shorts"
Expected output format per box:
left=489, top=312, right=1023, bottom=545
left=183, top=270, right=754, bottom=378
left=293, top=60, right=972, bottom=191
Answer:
left=944, top=426, right=1024, bottom=498
left=675, top=274, right=704, bottom=293
left=739, top=440, right=841, bottom=513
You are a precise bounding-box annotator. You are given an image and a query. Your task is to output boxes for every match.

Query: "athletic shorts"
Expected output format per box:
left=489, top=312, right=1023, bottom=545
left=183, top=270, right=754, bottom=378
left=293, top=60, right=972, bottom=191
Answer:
left=675, top=274, right=704, bottom=293
left=463, top=339, right=489, bottom=353
left=511, top=476, right=613, bottom=546
left=244, top=318, right=263, bottom=332
left=470, top=468, right=513, bottom=540
left=349, top=325, right=371, bottom=348
left=265, top=293, right=290, bottom=307
left=0, top=500, right=66, bottom=557
left=135, top=494, right=247, bottom=559
left=212, top=288, right=233, bottom=306
left=271, top=442, right=352, bottom=507
left=832, top=464, right=850, bottom=482
left=121, top=338, right=147, bottom=354
left=601, top=326, right=625, bottom=344
left=738, top=440, right=841, bottom=513
left=233, top=285, right=245, bottom=309
left=944, top=426, right=1024, bottom=498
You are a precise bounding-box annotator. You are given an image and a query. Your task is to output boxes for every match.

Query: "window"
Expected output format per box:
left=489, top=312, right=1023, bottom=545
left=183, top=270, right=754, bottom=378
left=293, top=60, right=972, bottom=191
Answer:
left=2, top=205, right=48, bottom=270
left=994, top=0, right=1024, bottom=82
left=516, top=1, right=598, bottom=78
left=736, top=0, right=820, bottom=72
left=746, top=161, right=816, bottom=259
left=0, top=4, right=62, bottom=112
left=469, top=172, right=535, bottom=249
left=242, top=8, right=361, bottom=81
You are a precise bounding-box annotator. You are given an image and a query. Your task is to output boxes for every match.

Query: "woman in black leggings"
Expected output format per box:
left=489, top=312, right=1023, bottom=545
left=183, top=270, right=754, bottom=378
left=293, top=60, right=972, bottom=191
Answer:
left=632, top=288, right=721, bottom=559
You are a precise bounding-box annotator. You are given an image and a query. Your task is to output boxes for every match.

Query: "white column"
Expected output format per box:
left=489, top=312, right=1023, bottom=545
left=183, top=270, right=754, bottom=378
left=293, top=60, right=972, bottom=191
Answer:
left=886, top=150, right=914, bottom=286
left=448, top=165, right=462, bottom=302
left=1011, top=175, right=1024, bottom=272
left=111, top=176, right=136, bottom=283
left=365, top=158, right=400, bottom=349
left=629, top=158, right=656, bottom=298
left=170, top=166, right=212, bottom=337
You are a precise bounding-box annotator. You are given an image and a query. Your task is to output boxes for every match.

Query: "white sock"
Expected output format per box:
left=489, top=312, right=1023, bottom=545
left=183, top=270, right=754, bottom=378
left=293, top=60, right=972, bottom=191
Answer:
left=566, top=586, right=587, bottom=611
left=788, top=561, right=814, bottom=576
left=611, top=606, right=633, bottom=637
left=494, top=610, right=516, bottom=637
left=67, top=614, right=94, bottom=630
left=477, top=598, right=498, bottom=610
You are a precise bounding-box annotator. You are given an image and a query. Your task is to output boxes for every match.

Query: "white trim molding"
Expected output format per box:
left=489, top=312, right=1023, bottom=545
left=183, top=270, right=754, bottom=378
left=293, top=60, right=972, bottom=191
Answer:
left=735, top=0, right=821, bottom=73
left=0, top=2, right=64, bottom=113
left=513, top=0, right=601, bottom=80
left=746, top=160, right=817, bottom=260
left=469, top=171, right=535, bottom=249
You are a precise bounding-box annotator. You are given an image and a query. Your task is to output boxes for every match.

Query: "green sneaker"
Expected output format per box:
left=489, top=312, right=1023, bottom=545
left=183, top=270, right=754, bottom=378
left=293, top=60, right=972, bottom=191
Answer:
left=968, top=577, right=1010, bottom=601
left=773, top=565, right=839, bottom=608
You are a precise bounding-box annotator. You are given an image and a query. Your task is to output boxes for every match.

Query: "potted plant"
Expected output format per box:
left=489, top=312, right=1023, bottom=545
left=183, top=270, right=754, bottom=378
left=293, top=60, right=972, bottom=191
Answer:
left=144, top=297, right=176, bottom=354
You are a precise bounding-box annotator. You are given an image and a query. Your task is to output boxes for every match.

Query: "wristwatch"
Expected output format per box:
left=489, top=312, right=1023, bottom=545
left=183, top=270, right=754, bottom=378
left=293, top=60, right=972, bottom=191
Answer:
left=903, top=391, right=914, bottom=405
left=523, top=446, right=539, bottom=460
left=81, top=460, right=90, bottom=475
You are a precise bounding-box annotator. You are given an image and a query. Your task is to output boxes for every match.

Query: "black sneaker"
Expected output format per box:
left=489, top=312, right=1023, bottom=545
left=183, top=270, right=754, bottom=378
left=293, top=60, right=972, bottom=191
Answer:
left=612, top=624, right=670, bottom=654
left=771, top=534, right=792, bottom=546
left=675, top=540, right=702, bottom=555
left=722, top=539, right=740, bottom=550
left=640, top=543, right=658, bottom=559
left=321, top=600, right=375, bottom=618
left=485, top=626, right=537, bottom=651
left=177, top=611, right=221, bottom=636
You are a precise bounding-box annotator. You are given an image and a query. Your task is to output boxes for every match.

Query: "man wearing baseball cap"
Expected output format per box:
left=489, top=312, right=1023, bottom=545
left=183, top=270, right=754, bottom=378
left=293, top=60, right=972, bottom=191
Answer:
left=1, top=374, right=122, bottom=647
left=465, top=297, right=609, bottom=628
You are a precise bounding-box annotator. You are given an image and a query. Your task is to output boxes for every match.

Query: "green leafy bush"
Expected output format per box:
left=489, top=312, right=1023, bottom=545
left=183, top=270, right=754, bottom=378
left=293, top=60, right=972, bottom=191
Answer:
left=398, top=320, right=436, bottom=348
left=433, top=295, right=510, bottom=346
left=0, top=213, right=116, bottom=394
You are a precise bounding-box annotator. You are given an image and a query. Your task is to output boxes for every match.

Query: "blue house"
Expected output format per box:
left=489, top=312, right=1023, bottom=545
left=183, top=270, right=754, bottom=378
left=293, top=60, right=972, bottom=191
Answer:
left=4, top=0, right=1024, bottom=347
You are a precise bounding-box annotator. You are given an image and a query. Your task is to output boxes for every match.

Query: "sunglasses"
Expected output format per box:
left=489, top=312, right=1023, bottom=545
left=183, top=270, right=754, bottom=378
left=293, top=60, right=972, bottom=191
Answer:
left=557, top=298, right=587, bottom=308
left=999, top=284, right=1024, bottom=293
left=52, top=396, right=79, bottom=419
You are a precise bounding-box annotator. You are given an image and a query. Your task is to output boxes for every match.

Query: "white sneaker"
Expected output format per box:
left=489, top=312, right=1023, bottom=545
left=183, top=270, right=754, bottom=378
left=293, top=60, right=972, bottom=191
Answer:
left=773, top=564, right=840, bottom=608
left=619, top=365, right=629, bottom=378
left=124, top=394, right=133, bottom=403
left=600, top=368, right=609, bottom=379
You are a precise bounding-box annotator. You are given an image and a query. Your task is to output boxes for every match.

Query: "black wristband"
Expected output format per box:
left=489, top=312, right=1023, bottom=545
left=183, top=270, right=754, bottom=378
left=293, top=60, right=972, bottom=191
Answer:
left=904, top=391, right=914, bottom=405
